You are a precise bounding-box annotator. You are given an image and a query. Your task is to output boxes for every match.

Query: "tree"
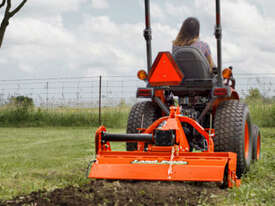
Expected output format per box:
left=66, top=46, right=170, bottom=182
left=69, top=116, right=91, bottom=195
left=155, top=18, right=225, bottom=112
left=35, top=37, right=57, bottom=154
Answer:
left=0, top=0, right=27, bottom=48
left=246, top=88, right=262, bottom=101
left=9, top=95, right=34, bottom=108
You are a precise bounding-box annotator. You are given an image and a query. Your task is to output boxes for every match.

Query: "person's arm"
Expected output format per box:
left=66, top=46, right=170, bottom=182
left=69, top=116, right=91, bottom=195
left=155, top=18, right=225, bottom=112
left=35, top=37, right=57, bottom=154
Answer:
left=207, top=55, right=215, bottom=73
left=204, top=42, right=215, bottom=73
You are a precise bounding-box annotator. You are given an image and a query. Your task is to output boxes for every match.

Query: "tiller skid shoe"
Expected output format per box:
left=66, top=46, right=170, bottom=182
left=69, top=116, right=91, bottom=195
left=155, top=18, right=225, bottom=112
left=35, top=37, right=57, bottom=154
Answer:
left=88, top=107, right=240, bottom=188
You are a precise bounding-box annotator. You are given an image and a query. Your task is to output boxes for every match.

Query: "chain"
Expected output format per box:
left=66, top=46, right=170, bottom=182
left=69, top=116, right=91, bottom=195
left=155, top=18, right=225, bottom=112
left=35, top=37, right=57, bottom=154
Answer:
left=168, top=146, right=175, bottom=179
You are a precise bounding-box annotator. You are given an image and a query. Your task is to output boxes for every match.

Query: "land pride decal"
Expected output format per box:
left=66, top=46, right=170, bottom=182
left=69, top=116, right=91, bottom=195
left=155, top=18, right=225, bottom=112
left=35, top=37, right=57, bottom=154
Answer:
left=131, top=160, right=188, bottom=165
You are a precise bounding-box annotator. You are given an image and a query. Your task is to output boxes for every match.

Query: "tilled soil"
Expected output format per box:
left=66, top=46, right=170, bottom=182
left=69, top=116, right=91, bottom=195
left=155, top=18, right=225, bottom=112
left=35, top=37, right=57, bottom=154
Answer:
left=0, top=180, right=226, bottom=206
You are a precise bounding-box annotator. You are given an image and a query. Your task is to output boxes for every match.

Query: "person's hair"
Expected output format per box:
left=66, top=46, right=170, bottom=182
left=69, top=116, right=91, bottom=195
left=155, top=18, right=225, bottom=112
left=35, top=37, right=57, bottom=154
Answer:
left=173, top=17, right=200, bottom=46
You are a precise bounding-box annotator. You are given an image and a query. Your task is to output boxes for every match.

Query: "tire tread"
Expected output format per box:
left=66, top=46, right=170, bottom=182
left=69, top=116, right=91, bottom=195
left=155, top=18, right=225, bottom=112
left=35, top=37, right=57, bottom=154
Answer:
left=214, top=100, right=252, bottom=177
left=126, top=101, right=160, bottom=151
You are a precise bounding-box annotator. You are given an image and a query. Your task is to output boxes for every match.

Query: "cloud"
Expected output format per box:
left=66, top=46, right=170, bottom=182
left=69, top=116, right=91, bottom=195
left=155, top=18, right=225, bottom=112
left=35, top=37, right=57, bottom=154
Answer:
left=1, top=0, right=275, bottom=81
left=179, top=0, right=275, bottom=73
left=164, top=1, right=193, bottom=20
left=30, top=0, right=86, bottom=13
left=1, top=14, right=76, bottom=77
left=151, top=3, right=164, bottom=19
left=19, top=63, right=33, bottom=73
left=79, top=16, right=120, bottom=36
left=7, top=17, right=74, bottom=46
left=73, top=16, right=145, bottom=75
left=91, top=0, right=109, bottom=9
left=2, top=14, right=146, bottom=78
left=220, top=0, right=275, bottom=72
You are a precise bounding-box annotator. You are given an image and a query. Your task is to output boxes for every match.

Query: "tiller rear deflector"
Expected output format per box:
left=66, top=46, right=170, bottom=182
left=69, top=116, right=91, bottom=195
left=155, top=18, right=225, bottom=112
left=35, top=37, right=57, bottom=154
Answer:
left=88, top=107, right=240, bottom=188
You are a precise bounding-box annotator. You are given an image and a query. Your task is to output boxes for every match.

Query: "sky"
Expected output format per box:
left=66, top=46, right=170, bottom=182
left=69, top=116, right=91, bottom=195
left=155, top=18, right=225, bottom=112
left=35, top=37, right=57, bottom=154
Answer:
left=0, top=0, right=274, bottom=80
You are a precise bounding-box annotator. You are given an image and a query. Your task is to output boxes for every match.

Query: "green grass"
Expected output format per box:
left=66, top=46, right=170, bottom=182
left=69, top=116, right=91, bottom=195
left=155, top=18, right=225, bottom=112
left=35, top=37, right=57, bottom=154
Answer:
left=248, top=103, right=275, bottom=127
left=220, top=127, right=275, bottom=206
left=0, top=127, right=125, bottom=200
left=0, top=127, right=274, bottom=204
left=1, top=101, right=275, bottom=128
left=0, top=106, right=130, bottom=128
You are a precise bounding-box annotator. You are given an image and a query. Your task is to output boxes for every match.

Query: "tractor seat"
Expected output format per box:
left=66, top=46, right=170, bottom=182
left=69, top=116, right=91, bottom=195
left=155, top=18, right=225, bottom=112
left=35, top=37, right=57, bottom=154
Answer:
left=170, top=46, right=214, bottom=96
left=172, top=46, right=211, bottom=80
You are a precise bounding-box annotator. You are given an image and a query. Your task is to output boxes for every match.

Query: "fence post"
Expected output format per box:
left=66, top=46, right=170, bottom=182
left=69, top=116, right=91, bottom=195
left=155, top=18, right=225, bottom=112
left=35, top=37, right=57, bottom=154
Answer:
left=99, top=75, right=102, bottom=125
left=46, top=81, right=49, bottom=109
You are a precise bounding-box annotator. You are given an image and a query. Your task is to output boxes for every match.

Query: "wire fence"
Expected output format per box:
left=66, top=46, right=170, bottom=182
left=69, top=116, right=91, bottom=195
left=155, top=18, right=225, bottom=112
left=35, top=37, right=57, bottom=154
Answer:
left=0, top=73, right=275, bottom=108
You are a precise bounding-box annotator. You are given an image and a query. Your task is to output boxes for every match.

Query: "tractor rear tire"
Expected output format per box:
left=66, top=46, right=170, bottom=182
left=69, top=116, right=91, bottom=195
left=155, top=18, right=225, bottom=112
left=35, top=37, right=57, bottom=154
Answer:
left=214, top=100, right=253, bottom=178
left=252, top=124, right=261, bottom=161
left=126, top=101, right=161, bottom=151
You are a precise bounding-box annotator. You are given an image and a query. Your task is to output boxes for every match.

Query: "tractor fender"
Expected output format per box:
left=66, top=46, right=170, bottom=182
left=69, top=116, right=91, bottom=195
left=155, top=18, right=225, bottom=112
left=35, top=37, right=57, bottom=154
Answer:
left=212, top=88, right=239, bottom=114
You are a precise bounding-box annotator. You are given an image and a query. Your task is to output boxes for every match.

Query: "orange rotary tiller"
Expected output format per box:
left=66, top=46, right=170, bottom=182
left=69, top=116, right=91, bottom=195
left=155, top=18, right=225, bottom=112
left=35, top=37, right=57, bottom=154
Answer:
left=88, top=106, right=240, bottom=188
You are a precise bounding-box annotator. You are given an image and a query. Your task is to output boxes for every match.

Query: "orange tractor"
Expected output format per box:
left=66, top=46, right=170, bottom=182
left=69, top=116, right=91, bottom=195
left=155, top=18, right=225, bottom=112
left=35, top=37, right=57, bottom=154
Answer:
left=87, top=0, right=261, bottom=188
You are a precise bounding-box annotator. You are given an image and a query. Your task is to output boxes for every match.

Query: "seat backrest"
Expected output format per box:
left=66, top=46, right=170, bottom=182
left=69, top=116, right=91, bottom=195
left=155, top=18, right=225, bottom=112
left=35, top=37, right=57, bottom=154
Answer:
left=172, top=46, right=211, bottom=80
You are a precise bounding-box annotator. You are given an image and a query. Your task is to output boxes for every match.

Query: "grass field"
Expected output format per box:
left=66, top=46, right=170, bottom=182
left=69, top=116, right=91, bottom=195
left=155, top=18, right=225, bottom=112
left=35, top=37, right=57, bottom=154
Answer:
left=0, top=106, right=130, bottom=128
left=222, top=127, right=275, bottom=205
left=0, top=127, right=124, bottom=200
left=0, top=127, right=274, bottom=205
left=1, top=100, right=275, bottom=128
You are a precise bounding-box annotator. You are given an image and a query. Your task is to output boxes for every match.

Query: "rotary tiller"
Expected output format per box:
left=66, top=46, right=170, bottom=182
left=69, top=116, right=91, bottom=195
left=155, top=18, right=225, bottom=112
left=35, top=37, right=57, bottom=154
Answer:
left=88, top=106, right=240, bottom=188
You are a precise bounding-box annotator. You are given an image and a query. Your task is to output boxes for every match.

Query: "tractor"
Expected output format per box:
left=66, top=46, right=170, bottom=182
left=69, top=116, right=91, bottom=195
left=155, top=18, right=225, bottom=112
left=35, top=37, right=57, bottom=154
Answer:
left=87, top=0, right=261, bottom=188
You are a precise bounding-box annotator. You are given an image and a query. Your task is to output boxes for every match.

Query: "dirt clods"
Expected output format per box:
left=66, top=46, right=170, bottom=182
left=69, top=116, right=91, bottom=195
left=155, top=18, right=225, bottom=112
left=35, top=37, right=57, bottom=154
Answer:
left=0, top=180, right=225, bottom=206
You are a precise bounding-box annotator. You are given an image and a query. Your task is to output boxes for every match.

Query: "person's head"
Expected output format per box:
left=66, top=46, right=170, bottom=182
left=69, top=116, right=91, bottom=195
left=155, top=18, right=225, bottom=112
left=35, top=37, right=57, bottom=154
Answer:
left=173, top=17, right=200, bottom=46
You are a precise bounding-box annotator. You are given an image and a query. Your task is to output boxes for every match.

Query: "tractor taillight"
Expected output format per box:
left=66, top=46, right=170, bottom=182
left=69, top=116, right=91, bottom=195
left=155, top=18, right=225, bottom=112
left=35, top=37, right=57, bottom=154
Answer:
left=137, top=70, right=148, bottom=80
left=213, top=88, right=228, bottom=96
left=136, top=88, right=153, bottom=98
